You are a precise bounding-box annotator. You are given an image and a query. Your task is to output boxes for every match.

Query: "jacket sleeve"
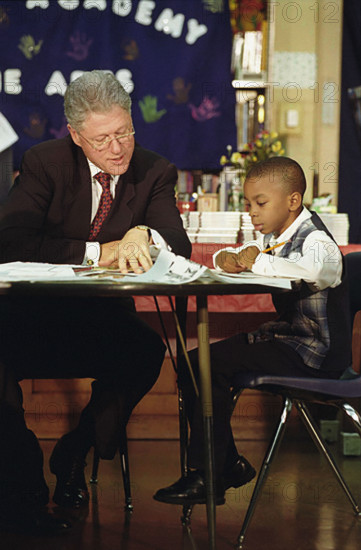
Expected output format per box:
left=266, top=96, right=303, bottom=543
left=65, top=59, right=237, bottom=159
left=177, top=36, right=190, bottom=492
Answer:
left=0, top=147, right=86, bottom=264
left=143, top=161, right=192, bottom=259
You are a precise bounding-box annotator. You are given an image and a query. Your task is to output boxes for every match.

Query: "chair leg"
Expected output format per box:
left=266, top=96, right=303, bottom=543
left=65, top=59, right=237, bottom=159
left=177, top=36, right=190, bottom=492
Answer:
left=119, top=429, right=133, bottom=511
left=236, top=397, right=294, bottom=550
left=90, top=448, right=100, bottom=484
left=178, top=388, right=189, bottom=477
left=341, top=402, right=361, bottom=436
left=295, top=400, right=361, bottom=515
left=177, top=388, right=194, bottom=525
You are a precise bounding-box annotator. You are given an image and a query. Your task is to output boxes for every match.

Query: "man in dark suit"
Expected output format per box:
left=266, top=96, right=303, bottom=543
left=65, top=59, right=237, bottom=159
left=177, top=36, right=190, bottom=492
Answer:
left=0, top=70, right=191, bottom=533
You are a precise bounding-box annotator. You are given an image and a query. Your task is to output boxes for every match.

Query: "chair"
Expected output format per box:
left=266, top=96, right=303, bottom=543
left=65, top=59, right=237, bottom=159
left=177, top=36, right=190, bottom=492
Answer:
left=90, top=429, right=133, bottom=511
left=173, top=256, right=361, bottom=545
left=231, top=363, right=361, bottom=549
left=24, top=297, right=187, bottom=515
left=22, top=375, right=133, bottom=512
left=89, top=295, right=189, bottom=514
left=344, top=252, right=361, bottom=327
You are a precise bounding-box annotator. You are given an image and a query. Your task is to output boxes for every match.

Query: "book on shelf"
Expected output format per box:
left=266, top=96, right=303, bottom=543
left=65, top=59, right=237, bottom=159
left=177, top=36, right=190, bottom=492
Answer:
left=242, top=31, right=263, bottom=76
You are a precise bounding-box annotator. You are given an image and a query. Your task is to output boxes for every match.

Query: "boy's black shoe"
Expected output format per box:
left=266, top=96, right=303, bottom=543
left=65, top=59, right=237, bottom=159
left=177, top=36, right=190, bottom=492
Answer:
left=153, top=455, right=256, bottom=505
left=223, top=455, right=256, bottom=490
left=153, top=470, right=226, bottom=505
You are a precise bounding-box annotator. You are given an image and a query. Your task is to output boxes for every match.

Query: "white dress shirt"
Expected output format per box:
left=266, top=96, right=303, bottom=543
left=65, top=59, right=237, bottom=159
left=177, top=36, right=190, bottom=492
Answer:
left=213, top=207, right=342, bottom=291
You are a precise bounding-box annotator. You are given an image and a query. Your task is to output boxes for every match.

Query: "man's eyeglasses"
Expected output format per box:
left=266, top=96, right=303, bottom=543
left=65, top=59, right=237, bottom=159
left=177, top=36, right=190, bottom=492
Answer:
left=79, top=129, right=135, bottom=152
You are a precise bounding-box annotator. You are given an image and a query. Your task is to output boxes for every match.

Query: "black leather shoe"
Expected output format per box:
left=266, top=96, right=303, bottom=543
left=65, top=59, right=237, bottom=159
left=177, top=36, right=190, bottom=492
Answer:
left=223, top=455, right=256, bottom=490
left=153, top=470, right=225, bottom=505
left=0, top=506, right=72, bottom=535
left=50, top=434, right=89, bottom=508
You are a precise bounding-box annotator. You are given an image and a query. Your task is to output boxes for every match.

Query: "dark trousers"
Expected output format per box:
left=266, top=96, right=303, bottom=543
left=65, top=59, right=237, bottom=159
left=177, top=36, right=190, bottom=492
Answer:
left=0, top=295, right=166, bottom=482
left=181, top=333, right=343, bottom=475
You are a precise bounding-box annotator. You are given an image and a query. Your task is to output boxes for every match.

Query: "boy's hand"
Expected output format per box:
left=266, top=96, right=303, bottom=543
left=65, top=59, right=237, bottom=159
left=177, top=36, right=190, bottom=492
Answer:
left=237, top=246, right=260, bottom=270
left=215, top=246, right=260, bottom=273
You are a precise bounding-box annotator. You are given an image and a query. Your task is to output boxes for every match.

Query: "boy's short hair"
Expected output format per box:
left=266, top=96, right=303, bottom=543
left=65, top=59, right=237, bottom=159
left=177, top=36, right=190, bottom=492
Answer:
left=246, top=156, right=306, bottom=197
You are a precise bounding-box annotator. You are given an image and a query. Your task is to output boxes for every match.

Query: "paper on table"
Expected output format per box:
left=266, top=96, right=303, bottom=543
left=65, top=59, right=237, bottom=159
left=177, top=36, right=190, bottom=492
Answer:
left=0, top=113, right=18, bottom=153
left=119, top=249, right=208, bottom=284
left=0, top=262, right=77, bottom=281
left=117, top=249, right=296, bottom=288
left=205, top=268, right=296, bottom=289
left=0, top=252, right=297, bottom=288
left=0, top=253, right=206, bottom=284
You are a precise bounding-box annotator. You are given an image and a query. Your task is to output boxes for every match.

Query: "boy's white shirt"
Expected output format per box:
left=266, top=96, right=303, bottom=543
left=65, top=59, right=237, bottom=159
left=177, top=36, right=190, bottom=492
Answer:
left=213, top=207, right=342, bottom=291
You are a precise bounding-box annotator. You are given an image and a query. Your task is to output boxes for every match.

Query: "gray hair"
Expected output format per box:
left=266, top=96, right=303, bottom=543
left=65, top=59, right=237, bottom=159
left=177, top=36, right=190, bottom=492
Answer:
left=64, top=70, right=132, bottom=131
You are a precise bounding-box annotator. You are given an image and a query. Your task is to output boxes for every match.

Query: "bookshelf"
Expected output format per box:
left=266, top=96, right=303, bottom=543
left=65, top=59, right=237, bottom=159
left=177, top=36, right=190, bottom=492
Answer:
left=229, top=1, right=273, bottom=149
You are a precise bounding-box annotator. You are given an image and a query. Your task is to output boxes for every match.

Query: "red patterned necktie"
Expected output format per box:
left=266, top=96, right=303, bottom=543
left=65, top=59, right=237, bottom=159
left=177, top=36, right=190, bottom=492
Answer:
left=88, top=172, right=113, bottom=241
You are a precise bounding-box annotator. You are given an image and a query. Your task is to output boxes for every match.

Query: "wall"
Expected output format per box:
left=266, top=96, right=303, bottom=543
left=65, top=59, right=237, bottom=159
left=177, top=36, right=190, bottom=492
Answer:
left=269, top=0, right=343, bottom=205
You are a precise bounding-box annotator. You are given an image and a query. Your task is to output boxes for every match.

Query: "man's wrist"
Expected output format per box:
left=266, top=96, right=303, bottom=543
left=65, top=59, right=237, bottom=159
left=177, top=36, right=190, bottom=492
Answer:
left=135, top=225, right=152, bottom=242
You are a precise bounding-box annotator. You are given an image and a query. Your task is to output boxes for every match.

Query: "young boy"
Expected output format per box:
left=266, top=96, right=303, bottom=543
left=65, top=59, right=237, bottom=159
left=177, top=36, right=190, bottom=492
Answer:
left=153, top=156, right=352, bottom=506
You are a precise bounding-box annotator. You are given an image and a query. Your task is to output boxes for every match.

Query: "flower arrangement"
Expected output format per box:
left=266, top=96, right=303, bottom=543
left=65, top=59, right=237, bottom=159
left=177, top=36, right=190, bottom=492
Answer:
left=243, top=130, right=285, bottom=170
left=229, top=0, right=267, bottom=33
left=220, top=144, right=245, bottom=176
left=220, top=130, right=286, bottom=175
left=219, top=131, right=286, bottom=210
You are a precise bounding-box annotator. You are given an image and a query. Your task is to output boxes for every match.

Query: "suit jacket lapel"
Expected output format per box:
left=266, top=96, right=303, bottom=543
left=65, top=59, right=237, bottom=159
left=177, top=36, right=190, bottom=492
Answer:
left=63, top=143, right=93, bottom=240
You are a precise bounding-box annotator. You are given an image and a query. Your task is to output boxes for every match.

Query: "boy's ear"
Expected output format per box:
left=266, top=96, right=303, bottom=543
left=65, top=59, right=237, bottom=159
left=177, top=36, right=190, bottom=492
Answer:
left=289, top=191, right=302, bottom=211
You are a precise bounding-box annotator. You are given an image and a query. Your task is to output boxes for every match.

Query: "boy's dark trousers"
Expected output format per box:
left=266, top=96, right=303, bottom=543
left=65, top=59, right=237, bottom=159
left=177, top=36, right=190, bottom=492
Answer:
left=181, top=333, right=338, bottom=475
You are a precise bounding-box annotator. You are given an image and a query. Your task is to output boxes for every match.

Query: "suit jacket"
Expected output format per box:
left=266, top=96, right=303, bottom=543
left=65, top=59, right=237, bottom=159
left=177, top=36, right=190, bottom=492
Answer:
left=0, top=135, right=191, bottom=264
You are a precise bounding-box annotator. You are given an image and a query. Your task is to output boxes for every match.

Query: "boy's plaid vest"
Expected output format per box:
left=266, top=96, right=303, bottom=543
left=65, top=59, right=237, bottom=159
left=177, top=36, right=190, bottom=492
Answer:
left=250, top=212, right=351, bottom=373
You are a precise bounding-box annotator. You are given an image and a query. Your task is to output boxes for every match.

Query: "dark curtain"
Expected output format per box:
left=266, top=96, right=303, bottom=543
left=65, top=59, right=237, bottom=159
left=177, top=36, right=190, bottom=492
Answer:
left=0, top=1, right=236, bottom=172
left=338, top=0, right=361, bottom=243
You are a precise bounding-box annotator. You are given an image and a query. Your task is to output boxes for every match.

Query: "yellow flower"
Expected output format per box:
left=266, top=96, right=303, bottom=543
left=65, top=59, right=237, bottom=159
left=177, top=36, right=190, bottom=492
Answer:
left=279, top=149, right=285, bottom=155
left=270, top=131, right=278, bottom=139
left=231, top=152, right=242, bottom=164
left=220, top=155, right=228, bottom=165
left=271, top=141, right=282, bottom=153
left=251, top=155, right=257, bottom=162
left=255, top=139, right=263, bottom=148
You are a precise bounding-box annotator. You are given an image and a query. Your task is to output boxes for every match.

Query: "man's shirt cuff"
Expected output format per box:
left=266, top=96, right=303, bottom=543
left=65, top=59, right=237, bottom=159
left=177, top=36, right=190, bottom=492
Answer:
left=84, top=242, right=100, bottom=266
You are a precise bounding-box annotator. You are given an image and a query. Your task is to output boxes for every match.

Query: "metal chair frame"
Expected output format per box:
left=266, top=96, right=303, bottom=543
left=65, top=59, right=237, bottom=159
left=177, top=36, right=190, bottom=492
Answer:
left=90, top=429, right=133, bottom=511
left=88, top=296, right=189, bottom=513
left=231, top=372, right=361, bottom=549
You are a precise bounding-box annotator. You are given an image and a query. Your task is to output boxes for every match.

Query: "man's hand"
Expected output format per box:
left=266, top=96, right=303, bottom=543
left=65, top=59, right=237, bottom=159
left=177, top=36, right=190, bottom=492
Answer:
left=99, top=228, right=153, bottom=273
left=215, top=246, right=260, bottom=273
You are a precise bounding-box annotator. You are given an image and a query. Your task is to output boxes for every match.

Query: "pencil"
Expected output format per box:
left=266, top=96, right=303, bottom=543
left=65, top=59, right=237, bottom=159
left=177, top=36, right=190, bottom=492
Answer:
left=262, top=241, right=288, bottom=254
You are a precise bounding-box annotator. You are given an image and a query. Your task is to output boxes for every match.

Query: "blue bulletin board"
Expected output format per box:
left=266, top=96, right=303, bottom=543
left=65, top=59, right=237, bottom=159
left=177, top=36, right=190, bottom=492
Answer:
left=0, top=0, right=237, bottom=171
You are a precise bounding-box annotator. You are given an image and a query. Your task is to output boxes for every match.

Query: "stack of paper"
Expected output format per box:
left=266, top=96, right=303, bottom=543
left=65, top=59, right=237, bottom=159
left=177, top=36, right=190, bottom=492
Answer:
left=184, top=211, right=241, bottom=243
left=181, top=211, right=349, bottom=246
left=181, top=211, right=260, bottom=244
left=239, top=212, right=260, bottom=242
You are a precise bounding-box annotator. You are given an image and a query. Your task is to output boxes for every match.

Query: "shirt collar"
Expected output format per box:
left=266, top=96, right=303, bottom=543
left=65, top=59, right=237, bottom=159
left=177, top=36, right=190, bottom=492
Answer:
left=87, top=159, right=116, bottom=183
left=269, top=206, right=311, bottom=247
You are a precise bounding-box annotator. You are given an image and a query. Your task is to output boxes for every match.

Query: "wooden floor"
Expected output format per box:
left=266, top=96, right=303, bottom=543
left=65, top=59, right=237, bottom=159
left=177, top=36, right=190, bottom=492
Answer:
left=2, top=429, right=361, bottom=550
